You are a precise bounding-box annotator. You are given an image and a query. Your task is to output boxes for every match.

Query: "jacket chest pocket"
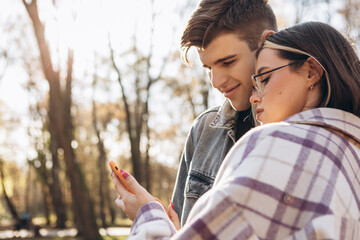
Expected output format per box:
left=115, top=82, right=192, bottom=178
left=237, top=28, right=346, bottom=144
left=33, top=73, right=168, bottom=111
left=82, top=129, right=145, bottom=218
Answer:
left=185, top=173, right=213, bottom=199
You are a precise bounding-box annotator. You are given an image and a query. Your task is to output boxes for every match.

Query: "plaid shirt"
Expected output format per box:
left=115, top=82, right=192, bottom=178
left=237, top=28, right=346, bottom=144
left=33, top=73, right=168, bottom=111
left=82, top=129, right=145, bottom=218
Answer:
left=129, top=108, right=360, bottom=240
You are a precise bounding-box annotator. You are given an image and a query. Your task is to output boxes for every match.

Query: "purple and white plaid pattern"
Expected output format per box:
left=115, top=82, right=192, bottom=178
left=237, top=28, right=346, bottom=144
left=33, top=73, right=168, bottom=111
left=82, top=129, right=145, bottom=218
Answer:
left=130, top=201, right=176, bottom=239
left=129, top=108, right=360, bottom=240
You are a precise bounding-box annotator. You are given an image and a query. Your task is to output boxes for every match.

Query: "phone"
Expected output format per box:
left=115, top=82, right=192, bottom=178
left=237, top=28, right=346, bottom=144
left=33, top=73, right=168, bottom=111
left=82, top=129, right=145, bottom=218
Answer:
left=109, top=161, right=135, bottom=194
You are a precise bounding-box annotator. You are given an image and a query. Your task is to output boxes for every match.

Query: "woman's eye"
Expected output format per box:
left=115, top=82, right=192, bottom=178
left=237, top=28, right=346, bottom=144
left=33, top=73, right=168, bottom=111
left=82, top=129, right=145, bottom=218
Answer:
left=223, top=60, right=235, bottom=65
left=260, top=76, right=270, bottom=84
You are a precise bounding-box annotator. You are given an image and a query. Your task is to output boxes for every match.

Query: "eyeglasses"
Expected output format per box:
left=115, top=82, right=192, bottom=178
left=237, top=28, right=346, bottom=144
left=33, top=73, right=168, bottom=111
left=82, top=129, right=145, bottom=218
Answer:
left=251, top=61, right=299, bottom=97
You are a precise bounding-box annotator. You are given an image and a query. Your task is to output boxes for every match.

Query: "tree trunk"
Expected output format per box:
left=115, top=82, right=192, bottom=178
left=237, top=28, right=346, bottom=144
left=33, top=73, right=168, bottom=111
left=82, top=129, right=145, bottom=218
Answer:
left=22, top=1, right=101, bottom=239
left=109, top=45, right=144, bottom=185
left=25, top=164, right=32, bottom=214
left=92, top=100, right=108, bottom=228
left=41, top=184, right=51, bottom=225
left=99, top=156, right=107, bottom=228
left=28, top=150, right=65, bottom=227
left=0, top=162, right=19, bottom=221
left=63, top=50, right=101, bottom=239
left=107, top=190, right=116, bottom=224
left=144, top=82, right=152, bottom=192
left=92, top=59, right=116, bottom=225
left=49, top=130, right=67, bottom=228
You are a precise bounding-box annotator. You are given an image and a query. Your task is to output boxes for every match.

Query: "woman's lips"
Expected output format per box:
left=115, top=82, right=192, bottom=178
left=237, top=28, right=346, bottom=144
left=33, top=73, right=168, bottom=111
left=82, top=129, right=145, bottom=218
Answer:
left=223, top=84, right=240, bottom=98
left=256, top=109, right=264, bottom=121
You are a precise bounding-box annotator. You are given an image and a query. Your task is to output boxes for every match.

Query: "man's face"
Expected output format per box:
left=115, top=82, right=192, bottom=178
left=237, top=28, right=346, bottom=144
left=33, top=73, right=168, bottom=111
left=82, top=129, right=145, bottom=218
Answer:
left=198, top=33, right=256, bottom=111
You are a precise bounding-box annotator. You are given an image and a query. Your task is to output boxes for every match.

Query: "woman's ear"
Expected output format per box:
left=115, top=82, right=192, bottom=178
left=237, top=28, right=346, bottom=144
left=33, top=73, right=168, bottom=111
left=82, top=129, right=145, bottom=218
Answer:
left=259, top=30, right=275, bottom=47
left=305, top=57, right=324, bottom=87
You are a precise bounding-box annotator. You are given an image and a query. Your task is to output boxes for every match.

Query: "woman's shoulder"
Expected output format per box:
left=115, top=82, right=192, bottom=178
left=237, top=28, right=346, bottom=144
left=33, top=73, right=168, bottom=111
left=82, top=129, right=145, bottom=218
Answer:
left=241, top=107, right=360, bottom=145
left=238, top=121, right=307, bottom=144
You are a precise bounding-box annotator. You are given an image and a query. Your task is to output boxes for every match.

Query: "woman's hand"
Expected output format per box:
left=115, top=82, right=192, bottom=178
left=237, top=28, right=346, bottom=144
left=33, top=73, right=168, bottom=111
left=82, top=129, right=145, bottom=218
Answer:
left=167, top=202, right=181, bottom=230
left=111, top=169, right=182, bottom=230
left=111, top=170, right=155, bottom=220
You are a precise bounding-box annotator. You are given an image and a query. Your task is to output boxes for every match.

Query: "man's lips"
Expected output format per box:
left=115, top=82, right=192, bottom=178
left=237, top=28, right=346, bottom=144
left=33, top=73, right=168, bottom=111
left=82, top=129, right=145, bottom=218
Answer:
left=223, top=84, right=240, bottom=98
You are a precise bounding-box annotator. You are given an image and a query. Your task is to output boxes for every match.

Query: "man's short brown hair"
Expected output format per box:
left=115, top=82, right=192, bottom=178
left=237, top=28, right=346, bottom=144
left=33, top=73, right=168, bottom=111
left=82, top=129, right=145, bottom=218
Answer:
left=181, top=0, right=277, bottom=63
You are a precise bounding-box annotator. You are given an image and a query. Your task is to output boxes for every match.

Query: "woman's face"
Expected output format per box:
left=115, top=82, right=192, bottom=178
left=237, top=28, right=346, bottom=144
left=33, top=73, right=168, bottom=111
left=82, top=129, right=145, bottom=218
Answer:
left=250, top=48, right=320, bottom=124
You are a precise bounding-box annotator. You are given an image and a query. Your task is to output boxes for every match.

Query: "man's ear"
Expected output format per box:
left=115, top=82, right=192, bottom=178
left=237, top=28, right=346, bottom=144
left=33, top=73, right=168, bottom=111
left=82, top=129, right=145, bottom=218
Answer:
left=259, top=29, right=275, bottom=47
left=305, top=58, right=324, bottom=86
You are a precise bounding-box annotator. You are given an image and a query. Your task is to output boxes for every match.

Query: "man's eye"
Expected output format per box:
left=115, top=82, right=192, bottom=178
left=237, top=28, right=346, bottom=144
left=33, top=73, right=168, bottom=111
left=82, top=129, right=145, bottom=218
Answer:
left=223, top=60, right=235, bottom=65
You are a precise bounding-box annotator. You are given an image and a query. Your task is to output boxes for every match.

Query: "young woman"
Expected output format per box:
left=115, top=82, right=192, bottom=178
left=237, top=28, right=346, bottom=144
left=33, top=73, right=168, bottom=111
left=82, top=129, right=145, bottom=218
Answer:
left=112, top=22, right=360, bottom=239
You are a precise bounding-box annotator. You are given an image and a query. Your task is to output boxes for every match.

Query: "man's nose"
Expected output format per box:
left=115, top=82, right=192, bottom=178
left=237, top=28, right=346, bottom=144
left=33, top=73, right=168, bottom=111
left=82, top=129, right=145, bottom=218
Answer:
left=209, top=68, right=227, bottom=90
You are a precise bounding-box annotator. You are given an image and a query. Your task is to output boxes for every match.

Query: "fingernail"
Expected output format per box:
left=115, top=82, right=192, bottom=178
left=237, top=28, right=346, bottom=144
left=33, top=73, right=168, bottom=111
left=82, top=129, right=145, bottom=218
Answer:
left=169, top=199, right=174, bottom=210
left=120, top=169, right=129, bottom=179
left=110, top=171, right=113, bottom=176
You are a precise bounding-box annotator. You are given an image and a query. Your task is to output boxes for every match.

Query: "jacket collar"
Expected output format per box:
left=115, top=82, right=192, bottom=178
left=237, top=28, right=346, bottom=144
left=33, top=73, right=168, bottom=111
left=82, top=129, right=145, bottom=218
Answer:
left=210, top=100, right=239, bottom=129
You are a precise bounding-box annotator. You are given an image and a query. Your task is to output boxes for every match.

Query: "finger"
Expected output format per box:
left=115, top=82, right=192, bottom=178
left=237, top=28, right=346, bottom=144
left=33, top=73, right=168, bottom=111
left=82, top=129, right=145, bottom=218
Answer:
left=115, top=196, right=125, bottom=211
left=111, top=172, right=128, bottom=196
left=120, top=169, right=143, bottom=195
left=168, top=200, right=181, bottom=230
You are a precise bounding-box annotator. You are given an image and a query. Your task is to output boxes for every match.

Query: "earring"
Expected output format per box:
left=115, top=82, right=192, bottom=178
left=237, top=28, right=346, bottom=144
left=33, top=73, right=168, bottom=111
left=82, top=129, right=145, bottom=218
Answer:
left=309, top=84, right=314, bottom=90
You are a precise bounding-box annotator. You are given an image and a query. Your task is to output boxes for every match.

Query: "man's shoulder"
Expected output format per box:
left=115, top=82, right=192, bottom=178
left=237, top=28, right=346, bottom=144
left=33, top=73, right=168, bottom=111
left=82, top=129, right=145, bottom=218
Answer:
left=195, top=100, right=236, bottom=123
left=187, top=105, right=221, bottom=134
left=196, top=105, right=221, bottom=121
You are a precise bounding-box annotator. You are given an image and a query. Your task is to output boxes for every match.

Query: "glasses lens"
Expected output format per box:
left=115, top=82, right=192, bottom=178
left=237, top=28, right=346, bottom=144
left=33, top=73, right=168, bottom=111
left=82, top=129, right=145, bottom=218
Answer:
left=251, top=75, right=262, bottom=96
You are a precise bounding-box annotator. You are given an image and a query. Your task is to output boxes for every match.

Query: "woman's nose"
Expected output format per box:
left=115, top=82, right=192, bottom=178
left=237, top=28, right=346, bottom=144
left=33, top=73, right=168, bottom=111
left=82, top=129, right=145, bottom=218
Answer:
left=249, top=90, right=261, bottom=105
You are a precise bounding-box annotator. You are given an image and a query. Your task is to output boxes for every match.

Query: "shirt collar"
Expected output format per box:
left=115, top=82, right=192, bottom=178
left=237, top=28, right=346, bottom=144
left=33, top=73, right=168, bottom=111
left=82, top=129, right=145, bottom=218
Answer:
left=285, top=107, right=360, bottom=143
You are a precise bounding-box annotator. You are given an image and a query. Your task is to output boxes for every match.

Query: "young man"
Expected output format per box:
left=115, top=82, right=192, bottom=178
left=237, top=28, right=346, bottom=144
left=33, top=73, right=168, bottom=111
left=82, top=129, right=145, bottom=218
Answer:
left=171, top=0, right=278, bottom=226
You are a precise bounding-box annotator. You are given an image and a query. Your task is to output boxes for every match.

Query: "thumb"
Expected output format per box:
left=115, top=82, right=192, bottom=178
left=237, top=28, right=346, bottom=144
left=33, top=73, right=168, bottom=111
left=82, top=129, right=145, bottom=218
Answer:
left=120, top=169, right=143, bottom=195
left=122, top=169, right=156, bottom=207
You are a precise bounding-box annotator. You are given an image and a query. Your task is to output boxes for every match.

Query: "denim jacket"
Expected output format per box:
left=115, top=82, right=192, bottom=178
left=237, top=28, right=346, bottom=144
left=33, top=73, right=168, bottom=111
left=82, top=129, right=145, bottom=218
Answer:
left=171, top=100, right=253, bottom=225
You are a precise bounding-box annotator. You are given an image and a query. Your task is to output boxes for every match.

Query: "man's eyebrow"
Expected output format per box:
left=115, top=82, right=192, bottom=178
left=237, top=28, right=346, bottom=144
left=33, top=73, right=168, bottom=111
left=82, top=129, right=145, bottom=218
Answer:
left=214, top=54, right=237, bottom=65
left=203, top=54, right=237, bottom=68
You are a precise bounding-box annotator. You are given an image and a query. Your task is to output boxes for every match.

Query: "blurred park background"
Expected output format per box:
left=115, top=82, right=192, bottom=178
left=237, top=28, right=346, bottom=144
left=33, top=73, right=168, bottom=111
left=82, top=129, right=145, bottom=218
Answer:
left=0, top=0, right=359, bottom=239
